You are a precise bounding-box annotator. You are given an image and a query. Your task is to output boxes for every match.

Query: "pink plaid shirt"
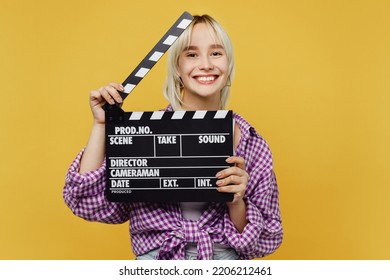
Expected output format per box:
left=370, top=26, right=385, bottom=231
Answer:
left=63, top=109, right=283, bottom=259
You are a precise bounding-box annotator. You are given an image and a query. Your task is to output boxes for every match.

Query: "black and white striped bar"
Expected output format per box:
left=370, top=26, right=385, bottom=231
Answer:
left=103, top=12, right=193, bottom=121
left=119, top=12, right=193, bottom=99
left=128, top=110, right=230, bottom=120
left=105, top=110, right=234, bottom=202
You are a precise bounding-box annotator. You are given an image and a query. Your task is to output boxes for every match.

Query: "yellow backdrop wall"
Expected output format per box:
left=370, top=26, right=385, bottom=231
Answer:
left=1, top=0, right=389, bottom=259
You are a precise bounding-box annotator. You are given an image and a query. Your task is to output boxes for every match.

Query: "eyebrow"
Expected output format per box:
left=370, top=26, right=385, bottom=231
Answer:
left=183, top=44, right=224, bottom=51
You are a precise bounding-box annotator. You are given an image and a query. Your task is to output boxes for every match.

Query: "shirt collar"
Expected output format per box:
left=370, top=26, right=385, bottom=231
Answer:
left=233, top=112, right=259, bottom=140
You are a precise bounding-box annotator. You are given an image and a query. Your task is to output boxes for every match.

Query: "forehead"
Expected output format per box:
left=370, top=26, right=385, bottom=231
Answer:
left=188, top=23, right=222, bottom=47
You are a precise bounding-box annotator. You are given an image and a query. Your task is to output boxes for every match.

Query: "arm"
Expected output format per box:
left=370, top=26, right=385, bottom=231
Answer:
left=216, top=123, right=248, bottom=233
left=63, top=148, right=130, bottom=223
left=63, top=82, right=130, bottom=224
left=79, top=82, right=124, bottom=174
left=219, top=133, right=283, bottom=259
left=216, top=156, right=249, bottom=233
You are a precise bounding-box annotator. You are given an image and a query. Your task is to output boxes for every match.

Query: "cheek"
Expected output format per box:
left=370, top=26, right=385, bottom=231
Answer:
left=178, top=62, right=192, bottom=77
left=215, top=57, right=229, bottom=74
left=177, top=64, right=187, bottom=78
left=178, top=55, right=190, bottom=70
left=177, top=57, right=183, bottom=76
left=219, top=62, right=230, bottom=80
left=221, top=59, right=230, bottom=74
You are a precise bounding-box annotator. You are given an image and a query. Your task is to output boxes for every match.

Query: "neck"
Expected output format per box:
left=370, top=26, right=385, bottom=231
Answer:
left=181, top=92, right=221, bottom=111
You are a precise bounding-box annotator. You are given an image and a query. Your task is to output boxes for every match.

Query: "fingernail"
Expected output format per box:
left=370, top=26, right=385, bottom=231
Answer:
left=216, top=172, right=221, bottom=178
left=119, top=85, right=124, bottom=91
left=216, top=180, right=222, bottom=186
left=226, top=157, right=233, bottom=163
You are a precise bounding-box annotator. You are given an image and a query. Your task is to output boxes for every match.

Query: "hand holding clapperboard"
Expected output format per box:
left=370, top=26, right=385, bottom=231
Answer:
left=104, top=12, right=234, bottom=202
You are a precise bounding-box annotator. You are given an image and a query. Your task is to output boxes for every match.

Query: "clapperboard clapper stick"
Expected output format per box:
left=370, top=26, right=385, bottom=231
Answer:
left=104, top=12, right=234, bottom=202
left=103, top=12, right=194, bottom=120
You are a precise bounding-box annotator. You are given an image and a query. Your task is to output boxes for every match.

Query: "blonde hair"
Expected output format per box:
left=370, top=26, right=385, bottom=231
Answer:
left=163, top=15, right=235, bottom=110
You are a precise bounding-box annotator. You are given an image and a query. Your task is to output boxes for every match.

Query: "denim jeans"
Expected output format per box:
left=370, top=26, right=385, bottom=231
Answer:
left=136, top=247, right=240, bottom=260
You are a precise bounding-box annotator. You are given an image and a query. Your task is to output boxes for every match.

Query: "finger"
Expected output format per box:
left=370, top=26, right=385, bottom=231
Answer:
left=226, top=156, right=246, bottom=170
left=104, top=85, right=123, bottom=103
left=107, top=86, right=123, bottom=103
left=90, top=89, right=102, bottom=100
left=108, top=82, right=125, bottom=92
left=217, top=184, right=245, bottom=196
left=216, top=166, right=247, bottom=179
left=216, top=174, right=245, bottom=187
left=90, top=90, right=105, bottom=105
left=99, top=87, right=115, bottom=105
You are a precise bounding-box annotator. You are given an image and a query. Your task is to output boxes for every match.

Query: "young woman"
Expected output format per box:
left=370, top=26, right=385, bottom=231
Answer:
left=63, top=15, right=283, bottom=260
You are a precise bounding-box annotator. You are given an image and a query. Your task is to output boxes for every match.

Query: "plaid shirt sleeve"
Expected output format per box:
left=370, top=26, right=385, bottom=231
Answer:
left=63, top=148, right=130, bottom=224
left=224, top=169, right=283, bottom=259
left=224, top=115, right=283, bottom=259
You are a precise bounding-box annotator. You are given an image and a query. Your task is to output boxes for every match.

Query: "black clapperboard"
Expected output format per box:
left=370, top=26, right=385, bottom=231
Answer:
left=104, top=12, right=234, bottom=202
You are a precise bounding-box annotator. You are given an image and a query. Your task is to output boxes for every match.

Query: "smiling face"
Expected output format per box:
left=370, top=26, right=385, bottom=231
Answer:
left=177, top=23, right=229, bottom=110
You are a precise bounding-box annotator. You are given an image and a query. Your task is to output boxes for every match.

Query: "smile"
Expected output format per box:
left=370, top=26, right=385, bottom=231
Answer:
left=194, top=75, right=218, bottom=83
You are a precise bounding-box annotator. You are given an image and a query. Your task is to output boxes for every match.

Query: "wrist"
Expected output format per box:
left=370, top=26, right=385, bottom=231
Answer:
left=92, top=121, right=106, bottom=129
left=227, top=197, right=246, bottom=208
left=227, top=198, right=247, bottom=233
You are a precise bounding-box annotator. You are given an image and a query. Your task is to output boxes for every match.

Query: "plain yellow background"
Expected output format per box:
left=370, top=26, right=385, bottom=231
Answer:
left=1, top=0, right=389, bottom=259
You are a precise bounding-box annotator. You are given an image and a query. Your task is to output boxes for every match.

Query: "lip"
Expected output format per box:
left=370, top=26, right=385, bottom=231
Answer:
left=193, top=75, right=219, bottom=84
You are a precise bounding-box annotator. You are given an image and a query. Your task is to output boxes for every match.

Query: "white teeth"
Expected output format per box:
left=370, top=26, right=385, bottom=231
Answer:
left=196, top=76, right=215, bottom=82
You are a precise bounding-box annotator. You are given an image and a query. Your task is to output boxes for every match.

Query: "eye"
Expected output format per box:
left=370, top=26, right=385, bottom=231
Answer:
left=185, top=52, right=197, bottom=58
left=211, top=51, right=223, bottom=57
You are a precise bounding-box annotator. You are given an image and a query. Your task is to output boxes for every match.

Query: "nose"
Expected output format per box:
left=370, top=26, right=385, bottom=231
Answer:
left=198, top=55, right=214, bottom=70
